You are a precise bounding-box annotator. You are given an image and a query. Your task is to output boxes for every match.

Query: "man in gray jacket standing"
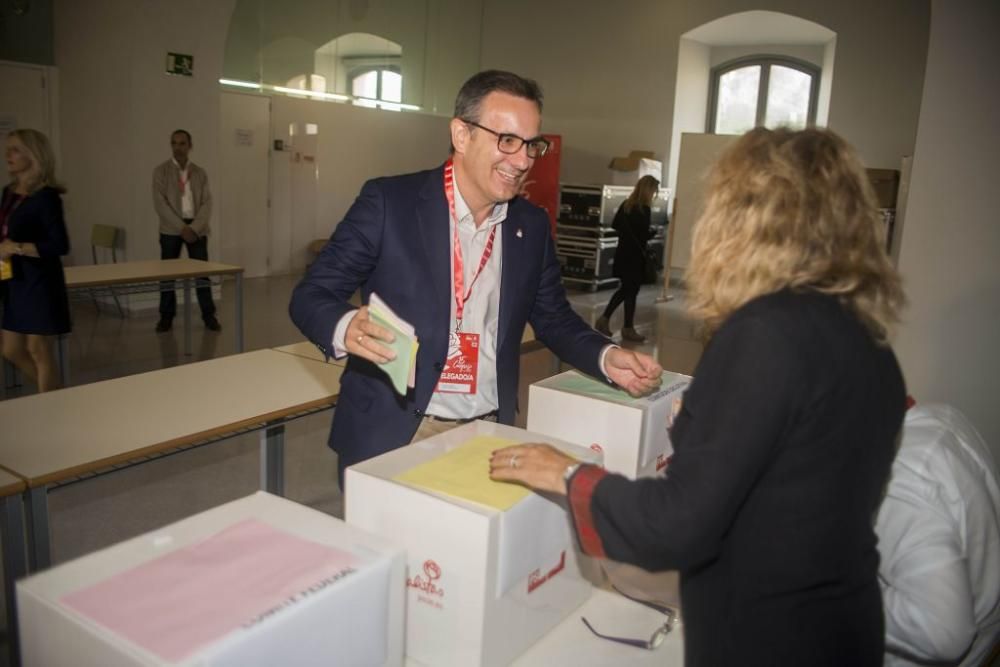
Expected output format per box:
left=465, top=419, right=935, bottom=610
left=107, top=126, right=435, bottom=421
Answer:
left=152, top=129, right=220, bottom=332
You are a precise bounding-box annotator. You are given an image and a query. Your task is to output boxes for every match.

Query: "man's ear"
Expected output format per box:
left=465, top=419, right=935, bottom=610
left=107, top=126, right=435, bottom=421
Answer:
left=450, top=118, right=469, bottom=155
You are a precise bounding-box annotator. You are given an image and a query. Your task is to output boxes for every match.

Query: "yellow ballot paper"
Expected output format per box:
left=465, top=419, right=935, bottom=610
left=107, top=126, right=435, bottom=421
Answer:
left=394, top=436, right=530, bottom=511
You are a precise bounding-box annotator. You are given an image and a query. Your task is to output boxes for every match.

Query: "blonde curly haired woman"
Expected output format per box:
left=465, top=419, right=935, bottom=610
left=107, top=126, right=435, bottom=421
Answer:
left=491, top=127, right=907, bottom=667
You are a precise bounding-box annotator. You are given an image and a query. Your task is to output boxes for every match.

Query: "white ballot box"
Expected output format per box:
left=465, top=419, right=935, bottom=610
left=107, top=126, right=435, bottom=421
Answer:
left=345, top=421, right=601, bottom=667
left=17, top=492, right=406, bottom=667
left=528, top=370, right=691, bottom=479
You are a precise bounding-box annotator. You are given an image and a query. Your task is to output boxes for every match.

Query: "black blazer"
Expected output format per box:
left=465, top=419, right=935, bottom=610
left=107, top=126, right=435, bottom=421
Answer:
left=581, top=289, right=906, bottom=666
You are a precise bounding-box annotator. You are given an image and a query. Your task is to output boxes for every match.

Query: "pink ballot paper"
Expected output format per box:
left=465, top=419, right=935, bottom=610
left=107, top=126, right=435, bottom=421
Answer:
left=60, top=519, right=360, bottom=663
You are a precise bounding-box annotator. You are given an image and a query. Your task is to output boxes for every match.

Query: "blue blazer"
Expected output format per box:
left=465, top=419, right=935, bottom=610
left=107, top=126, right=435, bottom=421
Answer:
left=289, top=165, right=609, bottom=467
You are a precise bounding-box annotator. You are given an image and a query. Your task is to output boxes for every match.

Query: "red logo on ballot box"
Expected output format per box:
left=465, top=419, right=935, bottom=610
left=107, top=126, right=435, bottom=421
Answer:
left=407, top=559, right=445, bottom=609
left=527, top=551, right=566, bottom=593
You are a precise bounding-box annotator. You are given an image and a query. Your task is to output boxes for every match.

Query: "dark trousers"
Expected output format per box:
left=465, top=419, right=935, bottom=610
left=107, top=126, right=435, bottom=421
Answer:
left=159, top=232, right=216, bottom=319
left=601, top=279, right=641, bottom=327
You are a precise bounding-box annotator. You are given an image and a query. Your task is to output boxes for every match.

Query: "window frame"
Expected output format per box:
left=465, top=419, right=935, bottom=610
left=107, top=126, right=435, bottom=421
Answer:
left=348, top=64, right=402, bottom=103
left=707, top=55, right=820, bottom=133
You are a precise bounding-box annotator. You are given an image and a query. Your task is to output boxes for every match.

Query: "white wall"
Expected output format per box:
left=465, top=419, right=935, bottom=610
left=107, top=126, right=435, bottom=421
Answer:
left=894, top=0, right=1000, bottom=461
left=54, top=0, right=236, bottom=267
left=268, top=94, right=451, bottom=273
left=480, top=0, right=930, bottom=183
left=709, top=44, right=825, bottom=68
left=668, top=39, right=711, bottom=193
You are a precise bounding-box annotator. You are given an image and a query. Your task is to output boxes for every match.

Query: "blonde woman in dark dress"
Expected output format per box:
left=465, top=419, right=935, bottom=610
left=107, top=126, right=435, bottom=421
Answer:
left=0, top=129, right=71, bottom=392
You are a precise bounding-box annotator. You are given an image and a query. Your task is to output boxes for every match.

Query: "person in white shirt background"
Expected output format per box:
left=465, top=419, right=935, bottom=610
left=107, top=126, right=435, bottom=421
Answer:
left=876, top=403, right=1000, bottom=666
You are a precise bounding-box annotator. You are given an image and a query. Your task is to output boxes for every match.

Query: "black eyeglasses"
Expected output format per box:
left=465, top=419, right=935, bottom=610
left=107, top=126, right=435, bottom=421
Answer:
left=581, top=586, right=678, bottom=650
left=462, top=120, right=550, bottom=158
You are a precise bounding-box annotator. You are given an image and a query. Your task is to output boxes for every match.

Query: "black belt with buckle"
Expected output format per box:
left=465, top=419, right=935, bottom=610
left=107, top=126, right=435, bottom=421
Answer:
left=424, top=410, right=499, bottom=424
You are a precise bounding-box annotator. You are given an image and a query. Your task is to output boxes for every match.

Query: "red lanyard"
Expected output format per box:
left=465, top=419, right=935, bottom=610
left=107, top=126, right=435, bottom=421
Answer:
left=177, top=168, right=188, bottom=195
left=444, top=159, right=497, bottom=330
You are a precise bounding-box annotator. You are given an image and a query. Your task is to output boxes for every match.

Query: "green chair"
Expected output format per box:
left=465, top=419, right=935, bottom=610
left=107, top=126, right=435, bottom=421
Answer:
left=90, top=224, right=125, bottom=317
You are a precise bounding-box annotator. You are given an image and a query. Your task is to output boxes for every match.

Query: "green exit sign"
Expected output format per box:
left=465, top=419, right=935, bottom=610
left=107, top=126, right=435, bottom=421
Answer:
left=166, top=52, right=194, bottom=77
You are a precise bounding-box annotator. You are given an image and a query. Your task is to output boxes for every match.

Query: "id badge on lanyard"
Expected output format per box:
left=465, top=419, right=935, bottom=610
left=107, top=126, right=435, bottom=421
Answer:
left=434, top=160, right=495, bottom=395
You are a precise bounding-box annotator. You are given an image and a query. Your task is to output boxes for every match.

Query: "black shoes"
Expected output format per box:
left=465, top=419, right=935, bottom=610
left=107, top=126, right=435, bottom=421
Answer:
left=155, top=317, right=173, bottom=333
left=204, top=315, right=222, bottom=332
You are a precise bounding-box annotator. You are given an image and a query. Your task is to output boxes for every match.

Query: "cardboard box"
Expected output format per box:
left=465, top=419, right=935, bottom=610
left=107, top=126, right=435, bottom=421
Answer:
left=18, top=492, right=406, bottom=667
left=608, top=150, right=663, bottom=187
left=345, top=421, right=601, bottom=667
left=607, top=150, right=656, bottom=172
left=528, top=370, right=691, bottom=479
left=866, top=168, right=900, bottom=209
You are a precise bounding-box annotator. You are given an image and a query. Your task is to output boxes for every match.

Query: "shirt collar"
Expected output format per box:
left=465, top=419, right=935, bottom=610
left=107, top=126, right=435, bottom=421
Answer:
left=171, top=158, right=190, bottom=173
left=452, top=175, right=507, bottom=230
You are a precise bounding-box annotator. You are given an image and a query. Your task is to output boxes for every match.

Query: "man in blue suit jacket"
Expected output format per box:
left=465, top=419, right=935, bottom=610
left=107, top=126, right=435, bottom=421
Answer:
left=290, top=70, right=662, bottom=482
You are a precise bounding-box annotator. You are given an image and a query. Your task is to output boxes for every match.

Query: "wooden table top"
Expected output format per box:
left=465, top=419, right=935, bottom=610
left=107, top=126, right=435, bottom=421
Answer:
left=0, top=468, right=25, bottom=498
left=273, top=341, right=344, bottom=365
left=0, top=349, right=342, bottom=487
left=65, top=258, right=243, bottom=288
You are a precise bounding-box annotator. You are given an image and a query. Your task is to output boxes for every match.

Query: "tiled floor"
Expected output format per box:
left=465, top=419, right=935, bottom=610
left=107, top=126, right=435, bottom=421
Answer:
left=0, top=274, right=702, bottom=664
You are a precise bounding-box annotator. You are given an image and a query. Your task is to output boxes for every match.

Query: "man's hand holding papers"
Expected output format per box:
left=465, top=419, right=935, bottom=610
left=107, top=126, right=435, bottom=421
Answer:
left=345, top=293, right=419, bottom=395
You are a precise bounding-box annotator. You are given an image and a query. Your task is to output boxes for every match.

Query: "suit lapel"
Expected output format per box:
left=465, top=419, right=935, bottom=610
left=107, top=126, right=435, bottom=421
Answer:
left=416, top=166, right=452, bottom=327
left=497, top=200, right=525, bottom=354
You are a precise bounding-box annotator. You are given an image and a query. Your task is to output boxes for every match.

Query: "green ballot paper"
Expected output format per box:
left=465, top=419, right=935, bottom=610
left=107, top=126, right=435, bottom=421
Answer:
left=368, top=292, right=419, bottom=395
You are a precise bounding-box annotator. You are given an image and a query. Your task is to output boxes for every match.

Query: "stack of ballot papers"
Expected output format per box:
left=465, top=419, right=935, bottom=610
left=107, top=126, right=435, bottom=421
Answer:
left=369, top=292, right=419, bottom=395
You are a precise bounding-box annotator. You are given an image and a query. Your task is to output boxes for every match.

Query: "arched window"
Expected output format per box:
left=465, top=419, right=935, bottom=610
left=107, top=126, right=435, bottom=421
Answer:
left=350, top=66, right=402, bottom=107
left=708, top=56, right=819, bottom=134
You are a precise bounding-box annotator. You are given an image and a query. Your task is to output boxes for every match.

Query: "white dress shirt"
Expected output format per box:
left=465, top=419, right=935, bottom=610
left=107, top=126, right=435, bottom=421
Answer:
left=876, top=404, right=1000, bottom=667
left=424, top=177, right=505, bottom=419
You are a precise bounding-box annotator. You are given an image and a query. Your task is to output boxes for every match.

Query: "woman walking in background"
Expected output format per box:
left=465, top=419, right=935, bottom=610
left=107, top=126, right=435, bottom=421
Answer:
left=0, top=129, right=71, bottom=392
left=595, top=174, right=659, bottom=342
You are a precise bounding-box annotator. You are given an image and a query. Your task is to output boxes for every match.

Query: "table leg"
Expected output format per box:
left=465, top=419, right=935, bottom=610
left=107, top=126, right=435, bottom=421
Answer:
left=2, top=358, right=16, bottom=399
left=260, top=424, right=285, bottom=496
left=58, top=334, right=70, bottom=387
left=235, top=273, right=244, bottom=353
left=2, top=493, right=26, bottom=667
left=183, top=278, right=192, bottom=356
left=24, top=486, right=50, bottom=572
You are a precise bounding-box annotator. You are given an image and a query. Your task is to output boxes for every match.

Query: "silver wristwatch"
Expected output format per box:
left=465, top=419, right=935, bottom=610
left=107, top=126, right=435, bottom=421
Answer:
left=563, top=462, right=582, bottom=486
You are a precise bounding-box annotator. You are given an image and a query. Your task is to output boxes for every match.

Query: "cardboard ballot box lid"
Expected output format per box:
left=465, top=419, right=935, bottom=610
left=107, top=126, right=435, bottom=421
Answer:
left=532, top=369, right=690, bottom=411
left=348, top=420, right=600, bottom=510
left=18, top=492, right=405, bottom=667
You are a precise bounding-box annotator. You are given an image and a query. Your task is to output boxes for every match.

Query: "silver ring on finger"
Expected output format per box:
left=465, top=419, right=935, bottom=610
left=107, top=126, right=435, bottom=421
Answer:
left=357, top=334, right=365, bottom=345
left=510, top=454, right=519, bottom=469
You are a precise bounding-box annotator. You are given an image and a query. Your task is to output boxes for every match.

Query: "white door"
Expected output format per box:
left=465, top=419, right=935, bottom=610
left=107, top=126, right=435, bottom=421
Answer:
left=269, top=122, right=319, bottom=276
left=219, top=91, right=270, bottom=277
left=0, top=59, right=54, bottom=139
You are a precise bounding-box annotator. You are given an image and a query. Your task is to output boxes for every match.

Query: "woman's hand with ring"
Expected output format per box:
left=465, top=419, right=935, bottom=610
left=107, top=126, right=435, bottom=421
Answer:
left=490, top=443, right=578, bottom=496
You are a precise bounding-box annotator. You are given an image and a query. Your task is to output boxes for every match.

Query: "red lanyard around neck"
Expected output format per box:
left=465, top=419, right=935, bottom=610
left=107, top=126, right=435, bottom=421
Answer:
left=444, top=159, right=497, bottom=330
